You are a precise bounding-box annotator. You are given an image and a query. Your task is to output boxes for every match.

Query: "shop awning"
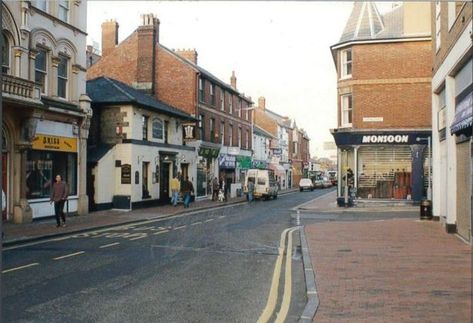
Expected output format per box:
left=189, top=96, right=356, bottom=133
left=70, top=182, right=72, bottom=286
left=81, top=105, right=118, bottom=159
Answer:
left=269, top=163, right=286, bottom=176
left=451, top=91, right=472, bottom=136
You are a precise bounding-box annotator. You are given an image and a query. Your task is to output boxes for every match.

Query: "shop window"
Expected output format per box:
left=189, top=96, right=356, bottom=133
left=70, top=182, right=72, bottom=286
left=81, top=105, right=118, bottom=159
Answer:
left=341, top=48, right=352, bottom=78
left=58, top=0, right=69, bottom=22
left=341, top=94, right=353, bottom=127
left=152, top=118, right=163, bottom=139
left=35, top=48, right=47, bottom=94
left=26, top=150, right=77, bottom=199
left=2, top=33, right=10, bottom=74
left=57, top=55, right=68, bottom=98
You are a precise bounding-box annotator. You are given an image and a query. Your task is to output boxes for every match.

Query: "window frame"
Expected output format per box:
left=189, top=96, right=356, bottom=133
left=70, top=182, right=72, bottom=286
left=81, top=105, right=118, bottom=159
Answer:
left=238, top=127, right=242, bottom=148
left=152, top=118, right=164, bottom=140
left=57, top=54, right=69, bottom=99
left=220, top=89, right=225, bottom=111
left=209, top=118, right=215, bottom=143
left=340, top=48, right=352, bottom=79
left=2, top=33, right=10, bottom=74
left=228, top=93, right=233, bottom=114
left=210, top=83, right=215, bottom=106
left=142, top=115, right=149, bottom=141
left=58, top=0, right=70, bottom=23
left=435, top=2, right=441, bottom=52
left=238, top=98, right=242, bottom=118
left=35, top=0, right=47, bottom=11
left=229, top=125, right=233, bottom=147
left=220, top=121, right=225, bottom=145
left=341, top=94, right=353, bottom=127
left=199, top=78, right=204, bottom=103
left=35, top=47, right=48, bottom=94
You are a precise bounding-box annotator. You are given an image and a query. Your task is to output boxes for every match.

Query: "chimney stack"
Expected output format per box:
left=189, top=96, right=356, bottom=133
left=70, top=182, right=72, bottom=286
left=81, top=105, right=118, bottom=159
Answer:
left=230, top=71, right=237, bottom=89
left=134, top=13, right=159, bottom=94
left=258, top=96, right=266, bottom=110
left=175, top=48, right=198, bottom=64
left=101, top=19, right=119, bottom=57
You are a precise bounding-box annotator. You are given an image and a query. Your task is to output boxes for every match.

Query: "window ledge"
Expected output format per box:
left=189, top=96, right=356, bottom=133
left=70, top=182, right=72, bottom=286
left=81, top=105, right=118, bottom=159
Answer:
left=339, top=76, right=352, bottom=81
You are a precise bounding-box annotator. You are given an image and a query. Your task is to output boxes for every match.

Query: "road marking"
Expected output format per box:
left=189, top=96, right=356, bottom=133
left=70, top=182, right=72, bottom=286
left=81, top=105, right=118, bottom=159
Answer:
left=275, top=228, right=297, bottom=323
left=173, top=225, right=187, bottom=230
left=218, top=215, right=226, bottom=219
left=99, top=242, right=120, bottom=249
left=2, top=263, right=39, bottom=273
left=53, top=251, right=85, bottom=260
left=129, top=235, right=148, bottom=241
left=204, top=219, right=214, bottom=223
left=191, top=222, right=202, bottom=226
left=153, top=229, right=170, bottom=235
left=132, top=226, right=154, bottom=231
left=257, top=227, right=293, bottom=323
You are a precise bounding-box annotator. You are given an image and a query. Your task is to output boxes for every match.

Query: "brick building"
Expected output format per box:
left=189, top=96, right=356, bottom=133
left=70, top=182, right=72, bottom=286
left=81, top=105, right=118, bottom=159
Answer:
left=2, top=0, right=91, bottom=222
left=87, top=14, right=253, bottom=199
left=330, top=2, right=432, bottom=203
left=431, top=2, right=472, bottom=241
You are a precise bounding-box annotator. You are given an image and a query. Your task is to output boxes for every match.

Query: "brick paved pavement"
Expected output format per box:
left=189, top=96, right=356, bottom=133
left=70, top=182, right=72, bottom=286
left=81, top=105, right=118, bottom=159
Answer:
left=305, top=219, right=472, bottom=322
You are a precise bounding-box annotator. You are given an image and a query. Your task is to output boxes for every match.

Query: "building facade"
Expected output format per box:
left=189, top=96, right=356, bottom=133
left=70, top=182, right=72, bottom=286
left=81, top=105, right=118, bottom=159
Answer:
left=86, top=77, right=197, bottom=210
left=253, top=125, right=275, bottom=170
left=2, top=0, right=91, bottom=222
left=431, top=1, right=472, bottom=241
left=87, top=14, right=253, bottom=200
left=330, top=2, right=432, bottom=203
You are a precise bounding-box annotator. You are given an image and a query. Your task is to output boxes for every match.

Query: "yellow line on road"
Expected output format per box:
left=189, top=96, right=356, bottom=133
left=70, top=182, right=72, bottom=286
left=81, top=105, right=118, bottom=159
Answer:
left=53, top=251, right=85, bottom=260
left=2, top=263, right=39, bottom=273
left=153, top=230, right=170, bottom=235
left=257, top=227, right=292, bottom=323
left=275, top=228, right=297, bottom=323
left=99, top=242, right=120, bottom=248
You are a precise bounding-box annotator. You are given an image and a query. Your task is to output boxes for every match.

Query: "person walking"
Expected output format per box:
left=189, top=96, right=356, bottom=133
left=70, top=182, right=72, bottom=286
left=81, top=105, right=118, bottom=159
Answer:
left=170, top=175, right=181, bottom=207
left=50, top=174, right=68, bottom=227
left=247, top=179, right=255, bottom=203
left=212, top=177, right=219, bottom=201
left=181, top=176, right=194, bottom=208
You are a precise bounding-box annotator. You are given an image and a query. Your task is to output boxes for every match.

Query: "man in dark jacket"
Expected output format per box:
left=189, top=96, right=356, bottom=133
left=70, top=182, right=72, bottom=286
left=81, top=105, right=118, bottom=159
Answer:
left=181, top=177, right=194, bottom=208
left=50, top=174, right=68, bottom=227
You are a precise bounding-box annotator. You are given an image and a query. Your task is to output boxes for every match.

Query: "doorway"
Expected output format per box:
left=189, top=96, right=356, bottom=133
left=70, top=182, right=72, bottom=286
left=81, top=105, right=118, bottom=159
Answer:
left=160, top=162, right=171, bottom=203
left=142, top=162, right=150, bottom=198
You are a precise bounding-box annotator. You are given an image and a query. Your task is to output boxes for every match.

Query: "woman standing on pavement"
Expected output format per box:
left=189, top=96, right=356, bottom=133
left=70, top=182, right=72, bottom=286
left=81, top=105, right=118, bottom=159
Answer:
left=50, top=174, right=68, bottom=227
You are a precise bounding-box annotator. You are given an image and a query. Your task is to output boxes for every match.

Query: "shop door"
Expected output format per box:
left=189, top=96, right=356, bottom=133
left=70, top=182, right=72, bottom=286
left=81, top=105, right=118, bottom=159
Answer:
left=142, top=162, right=150, bottom=198
left=160, top=162, right=170, bottom=202
left=2, top=153, right=7, bottom=221
left=86, top=164, right=95, bottom=211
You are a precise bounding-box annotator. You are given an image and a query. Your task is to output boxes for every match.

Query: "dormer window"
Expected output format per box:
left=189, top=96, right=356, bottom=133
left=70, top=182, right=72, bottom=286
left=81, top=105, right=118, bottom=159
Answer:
left=341, top=48, right=352, bottom=78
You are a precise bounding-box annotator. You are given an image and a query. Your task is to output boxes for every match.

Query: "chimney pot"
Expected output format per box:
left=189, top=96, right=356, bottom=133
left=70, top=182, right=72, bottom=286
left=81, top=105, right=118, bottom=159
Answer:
left=258, top=96, right=266, bottom=110
left=230, top=71, right=237, bottom=89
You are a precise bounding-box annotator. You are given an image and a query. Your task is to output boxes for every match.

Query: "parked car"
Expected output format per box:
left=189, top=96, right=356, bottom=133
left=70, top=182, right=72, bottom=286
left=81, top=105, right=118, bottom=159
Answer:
left=244, top=169, right=278, bottom=200
left=328, top=171, right=337, bottom=185
left=299, top=178, right=314, bottom=192
left=314, top=178, right=324, bottom=189
left=322, top=177, right=332, bottom=188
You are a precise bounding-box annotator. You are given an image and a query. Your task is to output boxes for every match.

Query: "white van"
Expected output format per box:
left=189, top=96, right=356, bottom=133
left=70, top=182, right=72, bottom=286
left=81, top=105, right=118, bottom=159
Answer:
left=244, top=169, right=279, bottom=200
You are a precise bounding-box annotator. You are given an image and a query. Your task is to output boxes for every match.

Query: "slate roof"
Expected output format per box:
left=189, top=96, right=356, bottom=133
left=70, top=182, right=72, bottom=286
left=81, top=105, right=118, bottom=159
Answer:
left=86, top=77, right=195, bottom=120
left=88, top=144, right=114, bottom=163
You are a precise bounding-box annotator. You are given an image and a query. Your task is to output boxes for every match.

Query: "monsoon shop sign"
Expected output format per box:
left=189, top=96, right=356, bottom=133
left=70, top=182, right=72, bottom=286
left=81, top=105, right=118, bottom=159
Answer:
left=362, top=135, right=409, bottom=144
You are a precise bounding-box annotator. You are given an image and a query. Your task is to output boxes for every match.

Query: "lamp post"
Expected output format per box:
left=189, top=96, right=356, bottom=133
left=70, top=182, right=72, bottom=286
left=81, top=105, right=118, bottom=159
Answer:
left=416, top=136, right=431, bottom=200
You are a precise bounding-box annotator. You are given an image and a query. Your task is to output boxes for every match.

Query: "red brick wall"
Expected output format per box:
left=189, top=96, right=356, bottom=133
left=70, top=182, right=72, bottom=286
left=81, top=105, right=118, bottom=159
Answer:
left=254, top=107, right=277, bottom=137
left=156, top=46, right=197, bottom=116
left=87, top=32, right=138, bottom=86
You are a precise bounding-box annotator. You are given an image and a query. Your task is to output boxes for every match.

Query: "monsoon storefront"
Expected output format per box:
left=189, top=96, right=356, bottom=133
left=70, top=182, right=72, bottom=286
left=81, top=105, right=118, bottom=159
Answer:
left=332, top=130, right=432, bottom=202
left=27, top=120, right=79, bottom=219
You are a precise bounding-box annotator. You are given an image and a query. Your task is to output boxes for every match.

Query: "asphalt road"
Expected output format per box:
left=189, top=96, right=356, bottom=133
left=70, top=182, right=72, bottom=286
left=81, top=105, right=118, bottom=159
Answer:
left=2, top=189, right=335, bottom=323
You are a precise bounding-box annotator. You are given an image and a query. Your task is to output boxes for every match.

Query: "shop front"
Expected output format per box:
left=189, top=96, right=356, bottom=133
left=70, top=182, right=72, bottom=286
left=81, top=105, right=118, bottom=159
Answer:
left=332, top=130, right=431, bottom=202
left=27, top=121, right=79, bottom=219
left=196, top=145, right=220, bottom=198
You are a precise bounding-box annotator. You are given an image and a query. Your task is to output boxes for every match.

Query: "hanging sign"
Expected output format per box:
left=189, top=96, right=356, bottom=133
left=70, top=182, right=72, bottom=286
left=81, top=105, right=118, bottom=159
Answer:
left=182, top=123, right=196, bottom=141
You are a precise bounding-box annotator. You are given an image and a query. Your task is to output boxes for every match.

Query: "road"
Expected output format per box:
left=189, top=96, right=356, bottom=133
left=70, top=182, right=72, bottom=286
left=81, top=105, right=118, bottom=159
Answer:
left=2, top=189, right=334, bottom=323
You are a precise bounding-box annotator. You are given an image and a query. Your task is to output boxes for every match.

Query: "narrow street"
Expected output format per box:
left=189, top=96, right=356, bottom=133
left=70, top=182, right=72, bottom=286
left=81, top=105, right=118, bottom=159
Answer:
left=2, top=190, right=333, bottom=322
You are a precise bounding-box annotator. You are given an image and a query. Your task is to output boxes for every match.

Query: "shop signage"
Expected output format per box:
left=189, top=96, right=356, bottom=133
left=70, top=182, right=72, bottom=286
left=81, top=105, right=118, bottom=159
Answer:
left=182, top=123, right=196, bottom=141
left=363, top=117, right=383, bottom=122
left=198, top=147, right=220, bottom=159
left=121, top=164, right=131, bottom=184
left=362, top=135, right=409, bottom=144
left=227, top=147, right=240, bottom=155
left=237, top=156, right=252, bottom=169
left=219, top=154, right=236, bottom=169
left=32, top=134, right=77, bottom=153
left=271, top=148, right=282, bottom=156
left=252, top=161, right=268, bottom=169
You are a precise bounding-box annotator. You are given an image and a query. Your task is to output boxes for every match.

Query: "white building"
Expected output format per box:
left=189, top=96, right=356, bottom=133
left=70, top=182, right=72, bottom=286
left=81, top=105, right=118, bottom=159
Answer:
left=253, top=125, right=275, bottom=169
left=431, top=2, right=472, bottom=242
left=2, top=0, right=91, bottom=222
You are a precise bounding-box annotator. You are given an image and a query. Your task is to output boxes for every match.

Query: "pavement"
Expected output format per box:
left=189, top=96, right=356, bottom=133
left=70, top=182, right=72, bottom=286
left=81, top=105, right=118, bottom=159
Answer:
left=2, top=188, right=297, bottom=247
left=300, top=192, right=473, bottom=322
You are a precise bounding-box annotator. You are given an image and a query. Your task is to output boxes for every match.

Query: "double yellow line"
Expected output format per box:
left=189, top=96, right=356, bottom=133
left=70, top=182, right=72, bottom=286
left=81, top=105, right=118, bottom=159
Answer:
left=258, top=227, right=299, bottom=323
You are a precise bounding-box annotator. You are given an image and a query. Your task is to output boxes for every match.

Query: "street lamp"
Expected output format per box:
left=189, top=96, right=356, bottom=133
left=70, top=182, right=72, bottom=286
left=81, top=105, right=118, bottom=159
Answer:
left=416, top=136, right=432, bottom=200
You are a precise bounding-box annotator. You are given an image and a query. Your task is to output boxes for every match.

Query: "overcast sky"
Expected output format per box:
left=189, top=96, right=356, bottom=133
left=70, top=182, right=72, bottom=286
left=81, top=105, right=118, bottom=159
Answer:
left=87, top=1, right=397, bottom=158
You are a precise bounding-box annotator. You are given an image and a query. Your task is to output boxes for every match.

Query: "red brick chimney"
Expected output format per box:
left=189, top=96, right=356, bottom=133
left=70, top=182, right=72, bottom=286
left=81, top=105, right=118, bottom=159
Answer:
left=230, top=71, right=237, bottom=89
left=135, top=13, right=159, bottom=94
left=101, top=19, right=119, bottom=57
left=258, top=96, right=266, bottom=110
left=175, top=49, right=198, bottom=64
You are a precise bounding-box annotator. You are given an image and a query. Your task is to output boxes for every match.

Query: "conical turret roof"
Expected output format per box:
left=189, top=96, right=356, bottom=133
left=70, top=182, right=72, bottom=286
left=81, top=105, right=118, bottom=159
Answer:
left=339, top=2, right=385, bottom=42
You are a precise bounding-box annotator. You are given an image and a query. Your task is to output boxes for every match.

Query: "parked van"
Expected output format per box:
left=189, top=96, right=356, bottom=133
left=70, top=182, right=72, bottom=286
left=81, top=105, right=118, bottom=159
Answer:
left=244, top=169, right=279, bottom=200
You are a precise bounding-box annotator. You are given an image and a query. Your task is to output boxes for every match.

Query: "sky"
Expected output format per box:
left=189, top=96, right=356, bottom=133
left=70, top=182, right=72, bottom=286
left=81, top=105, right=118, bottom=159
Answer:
left=86, top=1, right=398, bottom=158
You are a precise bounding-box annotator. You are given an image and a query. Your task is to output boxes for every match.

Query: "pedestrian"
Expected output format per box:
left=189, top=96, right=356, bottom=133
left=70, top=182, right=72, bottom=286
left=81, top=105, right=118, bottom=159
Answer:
left=212, top=177, right=219, bottom=201
left=50, top=174, right=68, bottom=228
left=170, top=175, right=181, bottom=207
left=247, top=179, right=255, bottom=203
left=181, top=176, right=194, bottom=208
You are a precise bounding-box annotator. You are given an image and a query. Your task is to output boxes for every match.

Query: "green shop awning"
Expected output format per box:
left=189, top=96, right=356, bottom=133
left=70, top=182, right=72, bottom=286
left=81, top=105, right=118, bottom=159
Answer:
left=198, top=147, right=220, bottom=158
left=237, top=156, right=252, bottom=169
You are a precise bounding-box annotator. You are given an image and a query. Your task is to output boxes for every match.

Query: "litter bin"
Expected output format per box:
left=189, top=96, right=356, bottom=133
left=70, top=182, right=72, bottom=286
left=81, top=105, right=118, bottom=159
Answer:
left=420, top=199, right=432, bottom=220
